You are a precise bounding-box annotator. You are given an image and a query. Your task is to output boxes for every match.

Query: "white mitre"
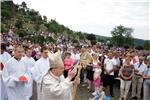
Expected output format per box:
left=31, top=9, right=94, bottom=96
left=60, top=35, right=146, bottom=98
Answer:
left=48, top=51, right=64, bottom=68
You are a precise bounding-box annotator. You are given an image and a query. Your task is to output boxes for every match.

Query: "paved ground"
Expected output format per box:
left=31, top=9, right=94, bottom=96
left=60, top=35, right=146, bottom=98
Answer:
left=76, top=83, right=143, bottom=100
left=31, top=82, right=121, bottom=100
left=76, top=84, right=120, bottom=100
left=31, top=81, right=143, bottom=100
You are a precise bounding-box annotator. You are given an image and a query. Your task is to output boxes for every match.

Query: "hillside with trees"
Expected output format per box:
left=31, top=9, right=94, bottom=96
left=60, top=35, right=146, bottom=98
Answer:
left=1, top=1, right=150, bottom=50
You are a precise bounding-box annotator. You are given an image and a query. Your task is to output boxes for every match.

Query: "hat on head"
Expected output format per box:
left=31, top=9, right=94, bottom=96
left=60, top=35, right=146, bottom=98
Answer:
left=48, top=51, right=64, bottom=69
left=147, top=55, right=150, bottom=61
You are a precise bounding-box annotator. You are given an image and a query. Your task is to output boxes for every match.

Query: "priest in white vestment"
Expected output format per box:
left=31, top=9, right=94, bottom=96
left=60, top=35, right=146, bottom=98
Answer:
left=41, top=51, right=80, bottom=100
left=2, top=46, right=32, bottom=100
left=22, top=47, right=35, bottom=99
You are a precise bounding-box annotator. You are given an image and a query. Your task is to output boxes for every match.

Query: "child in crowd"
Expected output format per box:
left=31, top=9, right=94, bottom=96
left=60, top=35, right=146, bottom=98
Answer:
left=92, top=54, right=102, bottom=95
left=91, top=86, right=105, bottom=100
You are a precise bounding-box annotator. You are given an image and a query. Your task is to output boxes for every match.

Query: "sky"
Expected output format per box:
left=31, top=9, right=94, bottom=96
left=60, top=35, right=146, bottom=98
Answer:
left=13, top=0, right=150, bottom=40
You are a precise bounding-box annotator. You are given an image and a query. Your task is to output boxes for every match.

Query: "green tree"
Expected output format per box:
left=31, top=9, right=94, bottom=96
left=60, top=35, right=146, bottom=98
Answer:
left=69, top=32, right=76, bottom=39
left=43, top=16, right=47, bottom=22
left=144, top=40, right=150, bottom=50
left=135, top=45, right=144, bottom=50
left=28, top=9, right=38, bottom=16
left=1, top=25, right=8, bottom=32
left=1, top=1, right=19, bottom=20
left=17, top=29, right=27, bottom=37
left=34, top=24, right=40, bottom=31
left=31, top=35, right=46, bottom=43
left=21, top=1, right=27, bottom=9
left=47, top=19, right=59, bottom=33
left=1, top=9, right=12, bottom=19
left=15, top=17, right=24, bottom=29
left=124, top=32, right=134, bottom=47
left=111, top=25, right=133, bottom=47
left=86, top=33, right=96, bottom=45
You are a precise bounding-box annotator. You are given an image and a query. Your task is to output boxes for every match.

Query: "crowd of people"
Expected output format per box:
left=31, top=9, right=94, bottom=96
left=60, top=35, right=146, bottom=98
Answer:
left=0, top=30, right=150, bottom=100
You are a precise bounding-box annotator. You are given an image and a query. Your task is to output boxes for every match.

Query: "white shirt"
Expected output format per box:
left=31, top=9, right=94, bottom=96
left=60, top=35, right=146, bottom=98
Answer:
left=41, top=72, right=72, bottom=100
left=31, top=57, right=49, bottom=84
left=22, top=56, right=35, bottom=71
left=31, top=57, right=50, bottom=100
left=104, top=58, right=115, bottom=75
left=0, top=52, right=11, bottom=100
left=71, top=52, right=80, bottom=65
left=22, top=56, right=35, bottom=96
left=112, top=57, right=120, bottom=66
left=74, top=53, right=80, bottom=61
left=144, top=67, right=150, bottom=76
left=94, top=68, right=102, bottom=79
left=2, top=57, right=32, bottom=100
left=134, top=62, right=147, bottom=75
left=71, top=51, right=75, bottom=60
left=90, top=49, right=95, bottom=55
left=0, top=51, right=11, bottom=65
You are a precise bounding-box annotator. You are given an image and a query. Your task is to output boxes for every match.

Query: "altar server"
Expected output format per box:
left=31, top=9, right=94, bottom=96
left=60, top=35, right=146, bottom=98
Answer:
left=31, top=46, right=50, bottom=100
left=2, top=46, right=32, bottom=100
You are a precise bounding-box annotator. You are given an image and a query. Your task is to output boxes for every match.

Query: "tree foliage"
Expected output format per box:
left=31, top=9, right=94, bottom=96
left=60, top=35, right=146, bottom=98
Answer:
left=86, top=34, right=96, bottom=45
left=135, top=45, right=144, bottom=50
left=111, top=25, right=134, bottom=47
left=16, top=29, right=27, bottom=37
left=43, top=16, right=47, bottom=22
left=144, top=40, right=150, bottom=50
left=15, top=16, right=24, bottom=29
left=1, top=1, right=14, bottom=20
left=21, top=1, right=27, bottom=9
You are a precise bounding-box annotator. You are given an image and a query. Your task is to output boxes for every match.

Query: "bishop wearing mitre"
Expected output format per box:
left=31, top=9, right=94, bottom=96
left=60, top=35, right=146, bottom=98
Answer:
left=41, top=51, right=80, bottom=100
